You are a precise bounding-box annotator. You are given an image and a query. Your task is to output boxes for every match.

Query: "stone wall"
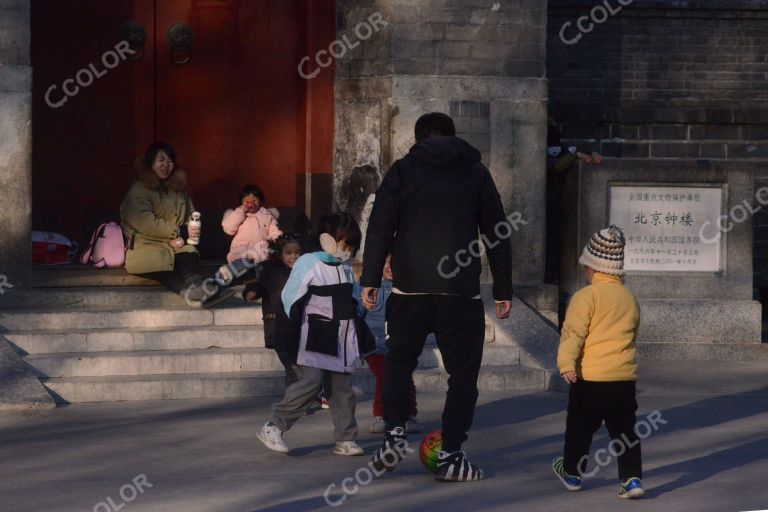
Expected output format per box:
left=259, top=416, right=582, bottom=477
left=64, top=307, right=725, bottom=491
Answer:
left=0, top=0, right=32, bottom=287
left=334, top=0, right=549, bottom=283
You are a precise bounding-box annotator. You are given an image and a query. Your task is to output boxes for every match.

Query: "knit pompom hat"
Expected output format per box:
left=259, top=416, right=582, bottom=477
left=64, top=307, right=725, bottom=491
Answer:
left=578, top=225, right=626, bottom=276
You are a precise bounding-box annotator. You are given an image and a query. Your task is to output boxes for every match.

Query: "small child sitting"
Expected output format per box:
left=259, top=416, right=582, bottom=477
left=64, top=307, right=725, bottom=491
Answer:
left=219, top=184, right=282, bottom=284
left=243, top=234, right=302, bottom=387
left=552, top=225, right=644, bottom=499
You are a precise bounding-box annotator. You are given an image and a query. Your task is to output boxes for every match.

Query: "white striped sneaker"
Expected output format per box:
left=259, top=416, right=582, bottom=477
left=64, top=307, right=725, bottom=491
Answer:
left=435, top=450, right=485, bottom=482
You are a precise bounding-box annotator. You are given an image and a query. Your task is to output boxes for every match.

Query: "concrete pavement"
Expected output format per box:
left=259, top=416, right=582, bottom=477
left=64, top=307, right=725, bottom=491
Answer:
left=1, top=361, right=767, bottom=512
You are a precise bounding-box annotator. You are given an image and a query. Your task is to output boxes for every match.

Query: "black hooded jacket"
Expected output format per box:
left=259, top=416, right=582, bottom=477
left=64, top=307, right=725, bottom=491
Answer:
left=361, top=136, right=513, bottom=300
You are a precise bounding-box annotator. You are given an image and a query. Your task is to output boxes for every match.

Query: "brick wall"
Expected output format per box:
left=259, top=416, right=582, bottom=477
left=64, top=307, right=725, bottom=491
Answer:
left=547, top=0, right=768, bottom=288
left=547, top=0, right=768, bottom=160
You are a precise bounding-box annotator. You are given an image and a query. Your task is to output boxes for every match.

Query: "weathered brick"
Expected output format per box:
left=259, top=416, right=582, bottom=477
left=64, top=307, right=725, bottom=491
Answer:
left=445, top=24, right=497, bottom=41
left=469, top=8, right=524, bottom=25
left=728, top=143, right=768, bottom=159
left=612, top=124, right=640, bottom=140
left=469, top=42, right=514, bottom=59
left=690, top=125, right=742, bottom=140
left=392, top=22, right=444, bottom=41
left=650, top=124, right=688, bottom=141
left=744, top=125, right=768, bottom=140
left=438, top=41, right=470, bottom=58
left=560, top=123, right=609, bottom=140
left=649, top=142, right=701, bottom=159
left=420, top=7, right=471, bottom=24
left=498, top=60, right=545, bottom=78
left=392, top=57, right=440, bottom=75
left=441, top=57, right=497, bottom=75
left=700, top=143, right=727, bottom=159
left=391, top=5, right=419, bottom=23
left=600, top=142, right=649, bottom=158
left=391, top=39, right=421, bottom=59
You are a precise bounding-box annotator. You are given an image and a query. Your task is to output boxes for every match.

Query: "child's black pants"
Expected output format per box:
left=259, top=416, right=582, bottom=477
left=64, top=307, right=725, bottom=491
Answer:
left=564, top=379, right=643, bottom=480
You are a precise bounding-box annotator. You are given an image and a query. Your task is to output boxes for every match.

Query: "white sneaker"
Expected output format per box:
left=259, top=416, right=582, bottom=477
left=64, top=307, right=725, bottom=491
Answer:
left=369, top=416, right=386, bottom=433
left=257, top=422, right=289, bottom=454
left=334, top=440, right=364, bottom=456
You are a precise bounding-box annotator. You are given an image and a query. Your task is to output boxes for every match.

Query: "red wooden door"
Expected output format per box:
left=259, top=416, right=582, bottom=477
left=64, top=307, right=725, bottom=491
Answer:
left=32, top=0, right=334, bottom=260
left=31, top=0, right=155, bottom=247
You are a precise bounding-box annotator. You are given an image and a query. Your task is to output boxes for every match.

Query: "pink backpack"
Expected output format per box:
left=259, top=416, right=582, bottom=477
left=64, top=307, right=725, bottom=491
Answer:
left=80, top=222, right=126, bottom=268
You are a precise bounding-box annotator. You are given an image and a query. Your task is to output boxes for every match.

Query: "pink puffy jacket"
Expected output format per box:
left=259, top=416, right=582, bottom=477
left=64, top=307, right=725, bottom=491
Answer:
left=222, top=206, right=282, bottom=263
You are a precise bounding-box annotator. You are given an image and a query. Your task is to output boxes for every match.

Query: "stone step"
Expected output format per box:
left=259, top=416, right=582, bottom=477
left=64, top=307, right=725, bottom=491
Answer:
left=0, top=286, right=193, bottom=310
left=6, top=326, right=266, bottom=355
left=0, top=305, right=262, bottom=331
left=637, top=342, right=768, bottom=360
left=28, top=263, right=224, bottom=288
left=24, top=343, right=518, bottom=378
left=3, top=315, right=493, bottom=353
left=25, top=348, right=284, bottom=378
left=419, top=343, right=520, bottom=368
left=42, top=365, right=546, bottom=403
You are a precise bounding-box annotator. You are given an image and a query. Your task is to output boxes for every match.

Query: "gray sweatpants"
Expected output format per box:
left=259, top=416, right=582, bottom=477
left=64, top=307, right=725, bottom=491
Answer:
left=270, top=364, right=358, bottom=442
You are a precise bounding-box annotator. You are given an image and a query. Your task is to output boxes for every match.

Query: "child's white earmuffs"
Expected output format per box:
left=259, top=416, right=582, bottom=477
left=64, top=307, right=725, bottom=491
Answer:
left=319, top=233, right=338, bottom=255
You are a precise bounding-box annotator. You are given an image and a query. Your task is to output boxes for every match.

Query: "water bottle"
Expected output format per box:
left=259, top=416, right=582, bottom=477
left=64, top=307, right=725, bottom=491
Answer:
left=187, top=212, right=201, bottom=246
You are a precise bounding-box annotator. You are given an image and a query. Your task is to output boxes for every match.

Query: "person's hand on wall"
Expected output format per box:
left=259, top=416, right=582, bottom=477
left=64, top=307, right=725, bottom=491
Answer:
left=577, top=151, right=604, bottom=165
left=496, top=300, right=512, bottom=319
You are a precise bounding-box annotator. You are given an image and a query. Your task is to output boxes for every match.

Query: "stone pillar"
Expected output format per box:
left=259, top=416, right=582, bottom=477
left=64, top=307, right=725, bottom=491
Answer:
left=334, top=0, right=548, bottom=284
left=0, top=0, right=32, bottom=288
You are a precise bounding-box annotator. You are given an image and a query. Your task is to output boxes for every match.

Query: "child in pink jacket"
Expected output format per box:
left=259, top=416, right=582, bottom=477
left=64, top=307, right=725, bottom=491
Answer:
left=218, top=185, right=282, bottom=284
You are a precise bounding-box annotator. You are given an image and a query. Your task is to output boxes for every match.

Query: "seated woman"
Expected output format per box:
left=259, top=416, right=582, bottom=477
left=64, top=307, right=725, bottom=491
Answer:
left=120, top=142, right=234, bottom=308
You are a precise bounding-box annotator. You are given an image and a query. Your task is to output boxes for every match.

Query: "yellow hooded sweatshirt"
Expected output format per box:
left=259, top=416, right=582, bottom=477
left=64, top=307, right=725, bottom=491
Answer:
left=557, top=272, right=640, bottom=382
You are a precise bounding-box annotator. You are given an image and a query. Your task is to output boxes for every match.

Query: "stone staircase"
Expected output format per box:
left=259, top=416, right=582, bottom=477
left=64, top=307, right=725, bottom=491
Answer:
left=0, top=287, right=547, bottom=403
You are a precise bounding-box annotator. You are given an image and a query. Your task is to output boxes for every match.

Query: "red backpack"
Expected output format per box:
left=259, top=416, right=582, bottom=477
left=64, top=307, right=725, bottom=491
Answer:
left=80, top=222, right=126, bottom=268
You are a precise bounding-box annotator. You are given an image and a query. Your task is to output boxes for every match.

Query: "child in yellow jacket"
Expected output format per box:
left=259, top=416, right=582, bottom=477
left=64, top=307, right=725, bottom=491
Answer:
left=552, top=226, right=644, bottom=499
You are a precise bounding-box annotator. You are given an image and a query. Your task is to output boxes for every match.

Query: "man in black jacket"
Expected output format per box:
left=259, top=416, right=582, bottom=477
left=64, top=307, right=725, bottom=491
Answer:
left=361, top=112, right=514, bottom=482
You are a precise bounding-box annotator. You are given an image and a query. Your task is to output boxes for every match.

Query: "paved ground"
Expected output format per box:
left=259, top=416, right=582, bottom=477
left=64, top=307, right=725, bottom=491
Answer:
left=1, top=361, right=767, bottom=512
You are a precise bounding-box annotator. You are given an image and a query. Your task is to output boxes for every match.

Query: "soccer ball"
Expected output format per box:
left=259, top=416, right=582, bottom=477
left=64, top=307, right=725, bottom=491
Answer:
left=419, top=430, right=443, bottom=474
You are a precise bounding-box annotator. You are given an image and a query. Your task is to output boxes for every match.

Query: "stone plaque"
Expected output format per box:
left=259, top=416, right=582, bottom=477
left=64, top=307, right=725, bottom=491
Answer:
left=609, top=185, right=723, bottom=272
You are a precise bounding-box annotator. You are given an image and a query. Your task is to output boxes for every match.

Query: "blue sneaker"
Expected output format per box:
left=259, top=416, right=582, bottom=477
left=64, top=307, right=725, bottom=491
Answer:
left=618, top=477, right=644, bottom=499
left=552, top=456, right=582, bottom=491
